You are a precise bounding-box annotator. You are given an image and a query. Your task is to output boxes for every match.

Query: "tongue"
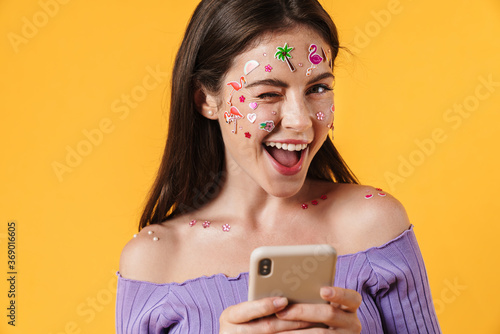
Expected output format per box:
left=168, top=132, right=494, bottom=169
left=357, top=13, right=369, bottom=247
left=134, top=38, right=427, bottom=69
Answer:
left=267, top=147, right=299, bottom=167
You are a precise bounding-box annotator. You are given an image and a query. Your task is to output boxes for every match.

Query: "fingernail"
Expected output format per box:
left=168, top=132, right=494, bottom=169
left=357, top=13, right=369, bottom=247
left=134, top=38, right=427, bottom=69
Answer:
left=276, top=309, right=287, bottom=317
left=321, top=287, right=334, bottom=298
left=273, top=297, right=288, bottom=308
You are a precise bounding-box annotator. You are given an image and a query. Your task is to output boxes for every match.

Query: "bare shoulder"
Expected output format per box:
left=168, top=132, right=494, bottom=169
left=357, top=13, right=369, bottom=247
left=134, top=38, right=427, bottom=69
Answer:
left=119, top=221, right=181, bottom=283
left=328, top=183, right=411, bottom=254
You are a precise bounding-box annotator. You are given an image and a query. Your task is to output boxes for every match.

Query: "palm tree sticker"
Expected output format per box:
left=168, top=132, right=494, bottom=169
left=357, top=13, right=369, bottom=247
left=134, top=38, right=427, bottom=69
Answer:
left=274, top=43, right=296, bottom=72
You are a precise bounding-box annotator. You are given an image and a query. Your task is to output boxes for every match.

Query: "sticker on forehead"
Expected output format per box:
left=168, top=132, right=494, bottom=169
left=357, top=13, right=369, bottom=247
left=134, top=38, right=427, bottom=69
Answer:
left=259, top=120, right=275, bottom=132
left=244, top=60, right=260, bottom=75
left=306, top=44, right=323, bottom=76
left=322, top=47, right=334, bottom=70
left=328, top=49, right=333, bottom=69
left=321, top=47, right=327, bottom=62
left=274, top=43, right=296, bottom=72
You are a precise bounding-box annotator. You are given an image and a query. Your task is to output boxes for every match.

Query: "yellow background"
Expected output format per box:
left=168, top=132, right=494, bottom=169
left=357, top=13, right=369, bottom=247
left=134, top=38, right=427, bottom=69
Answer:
left=1, top=0, right=498, bottom=333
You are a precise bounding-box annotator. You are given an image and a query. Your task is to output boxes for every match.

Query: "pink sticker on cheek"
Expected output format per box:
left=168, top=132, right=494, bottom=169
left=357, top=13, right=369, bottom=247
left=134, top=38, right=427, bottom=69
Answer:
left=316, top=112, right=325, bottom=121
left=259, top=121, right=275, bottom=132
left=247, top=113, right=257, bottom=123
left=224, top=106, right=244, bottom=133
left=265, top=64, right=272, bottom=72
left=239, top=95, right=245, bottom=103
left=249, top=102, right=258, bottom=110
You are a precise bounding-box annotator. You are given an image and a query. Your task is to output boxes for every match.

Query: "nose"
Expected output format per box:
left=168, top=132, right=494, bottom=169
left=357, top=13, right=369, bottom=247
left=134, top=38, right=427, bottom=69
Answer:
left=280, top=95, right=313, bottom=132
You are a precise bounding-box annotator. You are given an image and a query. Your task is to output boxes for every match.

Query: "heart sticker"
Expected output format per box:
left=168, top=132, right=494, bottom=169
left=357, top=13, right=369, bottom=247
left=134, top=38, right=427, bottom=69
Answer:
left=247, top=113, right=257, bottom=123
left=249, top=102, right=258, bottom=110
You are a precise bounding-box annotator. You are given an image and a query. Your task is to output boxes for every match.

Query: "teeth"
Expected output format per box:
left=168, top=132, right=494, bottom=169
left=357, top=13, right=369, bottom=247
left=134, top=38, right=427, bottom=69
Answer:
left=265, top=142, right=308, bottom=151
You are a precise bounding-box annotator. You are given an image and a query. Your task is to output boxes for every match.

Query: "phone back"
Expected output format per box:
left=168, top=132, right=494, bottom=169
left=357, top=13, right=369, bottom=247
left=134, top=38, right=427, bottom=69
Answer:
left=248, top=244, right=337, bottom=304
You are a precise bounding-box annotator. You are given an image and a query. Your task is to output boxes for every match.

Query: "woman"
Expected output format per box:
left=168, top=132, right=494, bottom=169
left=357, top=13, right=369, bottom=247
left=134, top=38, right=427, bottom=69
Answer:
left=116, top=0, right=441, bottom=332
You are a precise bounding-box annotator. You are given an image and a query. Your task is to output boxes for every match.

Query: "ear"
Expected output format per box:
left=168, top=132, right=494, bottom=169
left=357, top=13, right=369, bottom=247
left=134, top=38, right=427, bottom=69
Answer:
left=194, top=86, right=219, bottom=120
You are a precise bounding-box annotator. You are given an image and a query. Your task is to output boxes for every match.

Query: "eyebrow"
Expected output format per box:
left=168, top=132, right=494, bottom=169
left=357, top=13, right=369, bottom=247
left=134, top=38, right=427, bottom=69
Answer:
left=306, top=72, right=335, bottom=85
left=245, top=72, right=335, bottom=89
left=245, top=78, right=289, bottom=89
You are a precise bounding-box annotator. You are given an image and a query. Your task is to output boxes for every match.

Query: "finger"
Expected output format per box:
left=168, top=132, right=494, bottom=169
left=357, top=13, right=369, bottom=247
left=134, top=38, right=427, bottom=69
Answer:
left=320, top=287, right=362, bottom=313
left=222, top=297, right=288, bottom=324
left=244, top=315, right=317, bottom=333
left=278, top=328, right=336, bottom=334
left=275, top=303, right=352, bottom=329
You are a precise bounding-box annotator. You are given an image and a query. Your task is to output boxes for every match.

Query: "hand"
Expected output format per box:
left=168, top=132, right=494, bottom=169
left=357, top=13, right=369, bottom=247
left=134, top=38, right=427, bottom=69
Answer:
left=219, top=296, right=317, bottom=333
left=274, top=287, right=362, bottom=333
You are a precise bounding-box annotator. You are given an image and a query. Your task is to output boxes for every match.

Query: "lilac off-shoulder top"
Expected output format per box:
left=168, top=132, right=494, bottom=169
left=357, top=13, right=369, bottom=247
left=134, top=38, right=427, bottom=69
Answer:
left=116, top=226, right=441, bottom=333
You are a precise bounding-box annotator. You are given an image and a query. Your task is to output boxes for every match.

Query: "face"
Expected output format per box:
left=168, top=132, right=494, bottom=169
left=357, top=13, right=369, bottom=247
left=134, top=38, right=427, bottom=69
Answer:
left=206, top=27, right=335, bottom=198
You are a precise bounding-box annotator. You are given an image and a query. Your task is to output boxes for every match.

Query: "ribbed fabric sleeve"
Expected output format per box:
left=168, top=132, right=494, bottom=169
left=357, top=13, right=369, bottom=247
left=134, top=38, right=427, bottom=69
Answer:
left=116, top=272, right=249, bottom=333
left=335, top=226, right=442, bottom=333
left=116, top=226, right=441, bottom=333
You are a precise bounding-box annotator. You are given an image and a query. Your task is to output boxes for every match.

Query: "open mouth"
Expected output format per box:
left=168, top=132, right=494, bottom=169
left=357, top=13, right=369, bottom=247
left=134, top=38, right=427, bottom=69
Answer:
left=263, top=141, right=309, bottom=175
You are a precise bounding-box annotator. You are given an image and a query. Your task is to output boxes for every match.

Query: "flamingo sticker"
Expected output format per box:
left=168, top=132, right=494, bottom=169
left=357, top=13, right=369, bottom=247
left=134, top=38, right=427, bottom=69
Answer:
left=306, top=44, right=323, bottom=76
left=226, top=76, right=246, bottom=105
left=224, top=106, right=244, bottom=133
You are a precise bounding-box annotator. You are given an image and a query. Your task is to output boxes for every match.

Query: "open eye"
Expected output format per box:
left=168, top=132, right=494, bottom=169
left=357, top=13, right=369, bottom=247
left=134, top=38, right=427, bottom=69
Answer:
left=307, top=84, right=333, bottom=95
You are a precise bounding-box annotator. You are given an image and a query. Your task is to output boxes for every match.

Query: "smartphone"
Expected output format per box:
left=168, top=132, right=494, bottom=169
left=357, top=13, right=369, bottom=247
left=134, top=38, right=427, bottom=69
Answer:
left=248, top=244, right=337, bottom=304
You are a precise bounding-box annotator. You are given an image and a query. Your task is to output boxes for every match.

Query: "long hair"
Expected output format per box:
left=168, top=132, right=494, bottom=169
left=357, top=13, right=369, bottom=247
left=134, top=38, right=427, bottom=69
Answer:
left=139, top=0, right=358, bottom=230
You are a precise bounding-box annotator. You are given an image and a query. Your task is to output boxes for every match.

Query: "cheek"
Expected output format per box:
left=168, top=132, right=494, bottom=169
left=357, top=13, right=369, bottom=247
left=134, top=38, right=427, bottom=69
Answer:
left=310, top=95, right=334, bottom=127
left=223, top=93, right=281, bottom=138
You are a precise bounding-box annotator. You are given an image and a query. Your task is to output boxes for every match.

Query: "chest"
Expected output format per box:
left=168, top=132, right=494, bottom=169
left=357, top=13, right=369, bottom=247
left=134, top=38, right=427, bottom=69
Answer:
left=170, top=224, right=337, bottom=281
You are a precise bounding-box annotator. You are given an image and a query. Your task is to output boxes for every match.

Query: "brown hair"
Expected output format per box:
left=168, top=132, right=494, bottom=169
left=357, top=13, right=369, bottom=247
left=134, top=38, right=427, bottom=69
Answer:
left=139, top=0, right=358, bottom=230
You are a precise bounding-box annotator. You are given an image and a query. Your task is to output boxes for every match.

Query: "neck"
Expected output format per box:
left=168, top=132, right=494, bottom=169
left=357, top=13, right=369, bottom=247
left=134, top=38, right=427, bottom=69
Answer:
left=198, top=158, right=315, bottom=229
